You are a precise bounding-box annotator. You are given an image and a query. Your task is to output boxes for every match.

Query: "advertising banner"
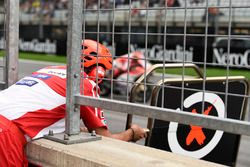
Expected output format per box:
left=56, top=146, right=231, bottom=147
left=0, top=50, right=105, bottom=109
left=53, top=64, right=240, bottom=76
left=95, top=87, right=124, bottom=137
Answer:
left=0, top=38, right=57, bottom=54
left=212, top=38, right=250, bottom=69
left=11, top=25, right=250, bottom=69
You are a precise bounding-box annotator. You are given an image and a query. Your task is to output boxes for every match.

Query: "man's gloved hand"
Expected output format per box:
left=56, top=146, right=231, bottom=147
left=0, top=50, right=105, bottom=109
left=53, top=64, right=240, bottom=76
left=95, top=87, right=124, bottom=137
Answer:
left=129, top=124, right=149, bottom=142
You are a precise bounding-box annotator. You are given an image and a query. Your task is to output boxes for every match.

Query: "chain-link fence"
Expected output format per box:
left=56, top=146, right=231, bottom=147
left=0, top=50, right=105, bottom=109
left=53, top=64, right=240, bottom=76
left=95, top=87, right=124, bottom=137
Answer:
left=0, top=0, right=19, bottom=89
left=36, top=0, right=250, bottom=166
left=1, top=0, right=249, bottom=166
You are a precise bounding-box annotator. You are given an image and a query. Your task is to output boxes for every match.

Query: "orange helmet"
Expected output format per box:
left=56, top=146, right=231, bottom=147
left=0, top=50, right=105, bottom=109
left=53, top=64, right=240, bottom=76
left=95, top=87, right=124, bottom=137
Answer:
left=82, top=39, right=112, bottom=70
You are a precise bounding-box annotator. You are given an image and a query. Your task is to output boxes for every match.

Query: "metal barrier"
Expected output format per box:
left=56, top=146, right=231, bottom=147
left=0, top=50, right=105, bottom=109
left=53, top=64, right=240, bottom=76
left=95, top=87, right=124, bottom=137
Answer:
left=0, top=0, right=19, bottom=89
left=49, top=0, right=250, bottom=165
left=126, top=63, right=203, bottom=129
left=0, top=0, right=249, bottom=165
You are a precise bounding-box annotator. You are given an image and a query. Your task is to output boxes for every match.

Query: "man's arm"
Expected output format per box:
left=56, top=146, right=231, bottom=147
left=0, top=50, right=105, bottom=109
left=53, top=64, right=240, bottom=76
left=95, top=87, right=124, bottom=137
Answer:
left=84, top=124, right=147, bottom=142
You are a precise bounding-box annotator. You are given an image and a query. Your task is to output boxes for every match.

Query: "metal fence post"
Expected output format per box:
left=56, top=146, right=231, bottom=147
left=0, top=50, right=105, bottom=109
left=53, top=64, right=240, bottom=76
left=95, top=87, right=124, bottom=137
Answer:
left=44, top=0, right=101, bottom=144
left=65, top=0, right=83, bottom=135
left=5, top=0, right=19, bottom=87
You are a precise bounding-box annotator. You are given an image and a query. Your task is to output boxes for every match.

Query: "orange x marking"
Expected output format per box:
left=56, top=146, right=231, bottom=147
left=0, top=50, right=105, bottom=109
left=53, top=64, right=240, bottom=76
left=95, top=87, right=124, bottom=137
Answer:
left=186, top=105, right=213, bottom=146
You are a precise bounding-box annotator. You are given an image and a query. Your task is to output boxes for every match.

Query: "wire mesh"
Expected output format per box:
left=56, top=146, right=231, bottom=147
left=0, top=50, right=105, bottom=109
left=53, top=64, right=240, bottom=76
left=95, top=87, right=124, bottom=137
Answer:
left=81, top=0, right=250, bottom=110
left=75, top=0, right=250, bottom=165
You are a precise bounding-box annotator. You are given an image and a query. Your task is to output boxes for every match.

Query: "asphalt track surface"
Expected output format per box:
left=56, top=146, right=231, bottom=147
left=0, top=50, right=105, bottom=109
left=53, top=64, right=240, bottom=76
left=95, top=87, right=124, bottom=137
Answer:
left=1, top=59, right=250, bottom=167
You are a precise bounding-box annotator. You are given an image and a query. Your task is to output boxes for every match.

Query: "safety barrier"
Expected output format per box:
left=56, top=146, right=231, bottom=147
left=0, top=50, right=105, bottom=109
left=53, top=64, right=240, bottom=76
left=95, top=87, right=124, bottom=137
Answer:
left=1, top=0, right=250, bottom=166
left=57, top=1, right=250, bottom=166
left=0, top=0, right=19, bottom=89
left=26, top=137, right=226, bottom=167
left=2, top=0, right=249, bottom=166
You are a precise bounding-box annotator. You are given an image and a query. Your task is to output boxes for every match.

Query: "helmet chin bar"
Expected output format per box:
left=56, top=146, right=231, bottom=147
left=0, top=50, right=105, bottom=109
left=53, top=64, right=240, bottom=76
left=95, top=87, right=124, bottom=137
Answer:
left=88, top=66, right=106, bottom=83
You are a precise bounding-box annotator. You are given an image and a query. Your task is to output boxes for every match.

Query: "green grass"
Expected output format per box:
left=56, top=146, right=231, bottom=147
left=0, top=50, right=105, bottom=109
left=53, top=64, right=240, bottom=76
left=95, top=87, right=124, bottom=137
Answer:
left=204, top=68, right=250, bottom=79
left=19, top=52, right=67, bottom=63
left=158, top=67, right=250, bottom=80
left=0, top=51, right=67, bottom=63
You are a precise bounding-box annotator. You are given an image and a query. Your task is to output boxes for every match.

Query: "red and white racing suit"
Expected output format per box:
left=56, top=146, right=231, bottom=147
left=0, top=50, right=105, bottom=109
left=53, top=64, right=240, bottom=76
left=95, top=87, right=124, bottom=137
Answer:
left=0, top=65, right=107, bottom=166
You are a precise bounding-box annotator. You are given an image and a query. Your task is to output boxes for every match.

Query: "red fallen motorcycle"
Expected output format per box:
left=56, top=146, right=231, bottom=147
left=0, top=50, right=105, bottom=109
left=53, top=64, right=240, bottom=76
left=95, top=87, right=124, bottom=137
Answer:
left=99, top=51, right=152, bottom=102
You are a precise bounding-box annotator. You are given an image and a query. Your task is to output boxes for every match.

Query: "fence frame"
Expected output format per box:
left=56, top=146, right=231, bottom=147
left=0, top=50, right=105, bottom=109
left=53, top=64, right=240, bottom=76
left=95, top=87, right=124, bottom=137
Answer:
left=0, top=0, right=19, bottom=89
left=5, top=0, right=19, bottom=87
left=64, top=0, right=250, bottom=145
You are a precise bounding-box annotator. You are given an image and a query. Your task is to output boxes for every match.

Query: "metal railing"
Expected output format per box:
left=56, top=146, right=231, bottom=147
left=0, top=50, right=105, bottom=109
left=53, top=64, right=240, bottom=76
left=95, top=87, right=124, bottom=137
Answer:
left=1, top=0, right=249, bottom=164
left=65, top=0, right=250, bottom=138
left=40, top=1, right=250, bottom=166
left=0, top=0, right=19, bottom=89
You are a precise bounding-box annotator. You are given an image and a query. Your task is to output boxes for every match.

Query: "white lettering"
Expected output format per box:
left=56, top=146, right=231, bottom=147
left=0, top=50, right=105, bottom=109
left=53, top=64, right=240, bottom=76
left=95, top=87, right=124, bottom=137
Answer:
left=0, top=38, right=57, bottom=54
left=131, top=44, right=194, bottom=62
left=213, top=48, right=250, bottom=67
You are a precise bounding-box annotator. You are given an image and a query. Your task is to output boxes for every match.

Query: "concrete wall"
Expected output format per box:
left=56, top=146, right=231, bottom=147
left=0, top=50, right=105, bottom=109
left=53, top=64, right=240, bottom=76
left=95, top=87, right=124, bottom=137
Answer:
left=26, top=136, right=224, bottom=167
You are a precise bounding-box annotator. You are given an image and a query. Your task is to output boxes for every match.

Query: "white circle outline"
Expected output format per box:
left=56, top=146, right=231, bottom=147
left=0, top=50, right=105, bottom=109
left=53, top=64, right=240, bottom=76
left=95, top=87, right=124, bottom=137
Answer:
left=168, top=92, right=225, bottom=159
